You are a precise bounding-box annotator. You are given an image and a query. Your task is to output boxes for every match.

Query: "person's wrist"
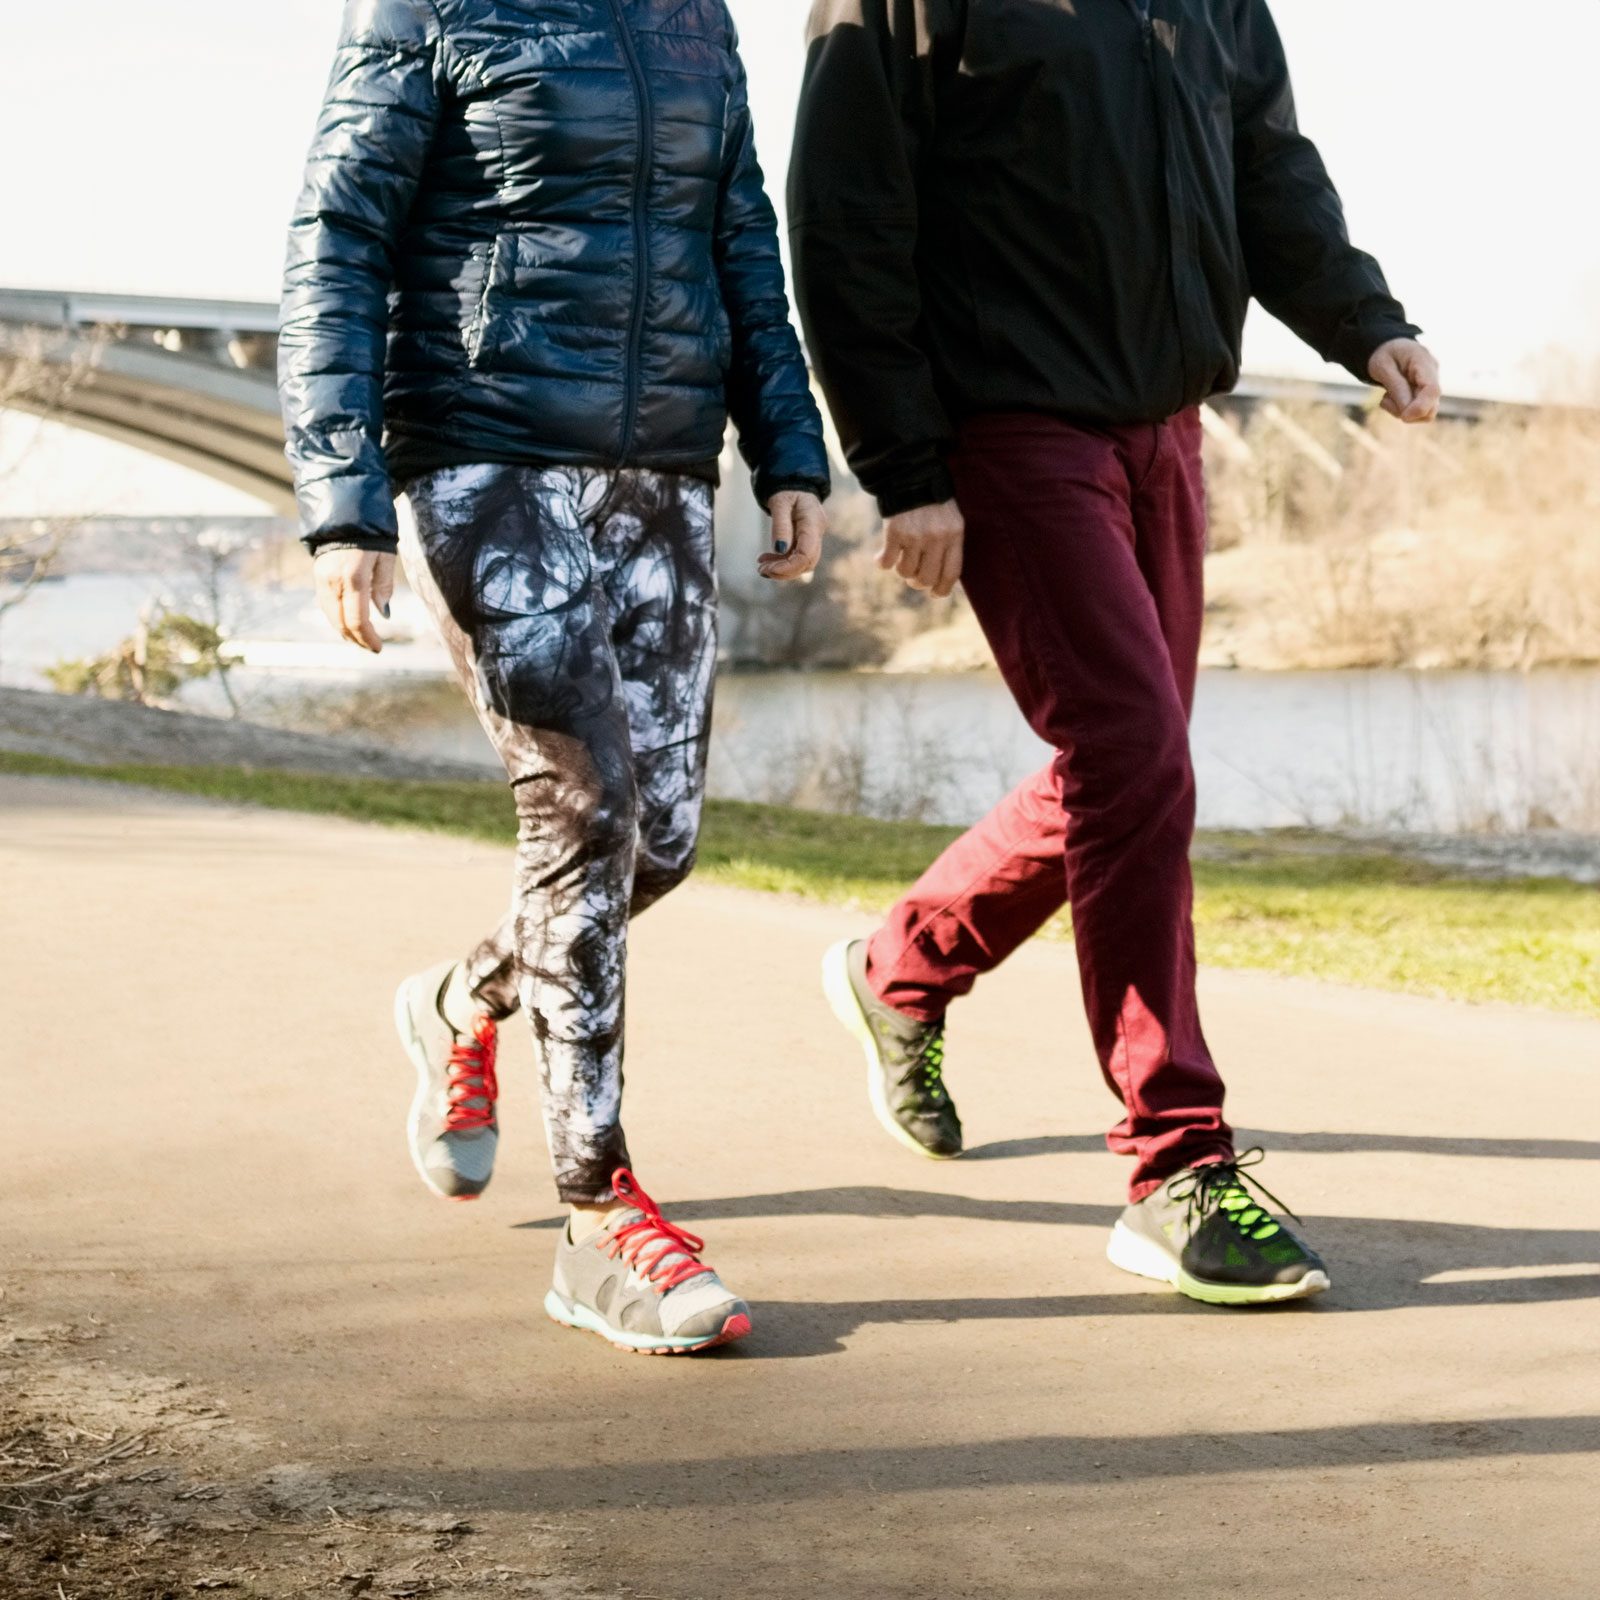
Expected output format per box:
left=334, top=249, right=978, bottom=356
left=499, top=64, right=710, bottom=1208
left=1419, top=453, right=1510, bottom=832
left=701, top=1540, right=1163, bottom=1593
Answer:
left=762, top=478, right=828, bottom=507
left=306, top=533, right=399, bottom=559
left=1340, top=321, right=1422, bottom=387
left=874, top=463, right=956, bottom=520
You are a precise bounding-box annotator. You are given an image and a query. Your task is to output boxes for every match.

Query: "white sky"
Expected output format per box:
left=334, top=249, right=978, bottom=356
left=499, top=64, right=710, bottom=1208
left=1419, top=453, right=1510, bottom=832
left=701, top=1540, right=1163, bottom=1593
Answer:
left=2, top=0, right=1597, bottom=516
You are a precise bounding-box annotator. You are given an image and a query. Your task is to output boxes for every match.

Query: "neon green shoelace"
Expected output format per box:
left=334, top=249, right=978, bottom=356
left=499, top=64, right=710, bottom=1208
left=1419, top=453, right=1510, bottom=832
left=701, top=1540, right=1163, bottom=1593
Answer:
left=1172, top=1149, right=1298, bottom=1243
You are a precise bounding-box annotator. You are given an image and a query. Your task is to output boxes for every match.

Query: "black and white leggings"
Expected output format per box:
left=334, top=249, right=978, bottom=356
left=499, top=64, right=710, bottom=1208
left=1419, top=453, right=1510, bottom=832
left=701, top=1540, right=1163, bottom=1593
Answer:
left=401, top=464, right=717, bottom=1204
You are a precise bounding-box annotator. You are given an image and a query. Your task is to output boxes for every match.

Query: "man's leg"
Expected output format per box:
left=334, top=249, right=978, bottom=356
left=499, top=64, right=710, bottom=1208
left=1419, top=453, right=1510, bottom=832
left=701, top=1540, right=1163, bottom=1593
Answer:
left=1084, top=409, right=1226, bottom=1194
left=869, top=410, right=1217, bottom=1027
left=869, top=411, right=1229, bottom=1196
left=866, top=760, right=1068, bottom=1022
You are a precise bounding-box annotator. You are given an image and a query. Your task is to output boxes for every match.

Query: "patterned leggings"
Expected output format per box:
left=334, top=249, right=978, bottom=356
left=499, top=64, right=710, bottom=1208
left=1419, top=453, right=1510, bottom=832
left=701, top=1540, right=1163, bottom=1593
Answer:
left=401, top=464, right=717, bottom=1204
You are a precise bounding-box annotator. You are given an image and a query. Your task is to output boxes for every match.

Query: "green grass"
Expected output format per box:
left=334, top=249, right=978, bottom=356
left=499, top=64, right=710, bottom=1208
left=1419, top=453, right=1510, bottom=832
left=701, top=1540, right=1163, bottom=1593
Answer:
left=4, top=749, right=1595, bottom=1015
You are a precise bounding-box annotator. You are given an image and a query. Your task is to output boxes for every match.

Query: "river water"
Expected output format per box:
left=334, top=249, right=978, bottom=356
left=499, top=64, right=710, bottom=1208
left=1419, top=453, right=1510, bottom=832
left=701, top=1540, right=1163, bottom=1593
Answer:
left=5, top=573, right=1598, bottom=834
left=399, top=665, right=1600, bottom=835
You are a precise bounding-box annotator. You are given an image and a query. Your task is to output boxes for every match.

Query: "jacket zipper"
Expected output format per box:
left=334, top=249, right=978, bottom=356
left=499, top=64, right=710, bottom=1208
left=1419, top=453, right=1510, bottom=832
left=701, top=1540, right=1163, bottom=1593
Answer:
left=1126, top=0, right=1189, bottom=404
left=1124, top=0, right=1154, bottom=50
left=606, top=0, right=652, bottom=461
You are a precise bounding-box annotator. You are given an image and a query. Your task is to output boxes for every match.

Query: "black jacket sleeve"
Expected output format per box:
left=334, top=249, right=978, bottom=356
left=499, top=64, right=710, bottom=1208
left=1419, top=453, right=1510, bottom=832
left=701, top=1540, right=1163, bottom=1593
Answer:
left=1232, top=0, right=1419, bottom=384
left=788, top=0, right=957, bottom=517
left=277, top=0, right=444, bottom=555
left=715, top=19, right=832, bottom=508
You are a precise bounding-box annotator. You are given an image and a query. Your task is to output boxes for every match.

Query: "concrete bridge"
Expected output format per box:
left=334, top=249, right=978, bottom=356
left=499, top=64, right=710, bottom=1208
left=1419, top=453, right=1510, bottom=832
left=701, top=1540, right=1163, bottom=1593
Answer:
left=0, top=286, right=1509, bottom=518
left=0, top=288, right=290, bottom=513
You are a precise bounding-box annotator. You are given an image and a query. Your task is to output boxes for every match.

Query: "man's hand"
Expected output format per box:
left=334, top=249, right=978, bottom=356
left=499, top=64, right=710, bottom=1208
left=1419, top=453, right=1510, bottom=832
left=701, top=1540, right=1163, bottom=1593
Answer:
left=879, top=499, right=964, bottom=598
left=313, top=548, right=397, bottom=653
left=758, top=491, right=828, bottom=582
left=1369, top=338, right=1442, bottom=424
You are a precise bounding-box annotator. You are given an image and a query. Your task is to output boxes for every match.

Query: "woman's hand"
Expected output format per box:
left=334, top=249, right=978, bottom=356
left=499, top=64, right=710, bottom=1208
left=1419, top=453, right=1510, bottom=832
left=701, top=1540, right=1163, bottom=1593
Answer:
left=757, top=491, right=828, bottom=582
left=314, top=548, right=397, bottom=653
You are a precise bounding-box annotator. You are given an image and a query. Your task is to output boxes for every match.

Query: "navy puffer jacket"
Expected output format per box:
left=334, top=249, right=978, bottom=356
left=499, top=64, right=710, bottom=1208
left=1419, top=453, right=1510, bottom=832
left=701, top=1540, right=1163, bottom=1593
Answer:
left=280, top=0, right=830, bottom=554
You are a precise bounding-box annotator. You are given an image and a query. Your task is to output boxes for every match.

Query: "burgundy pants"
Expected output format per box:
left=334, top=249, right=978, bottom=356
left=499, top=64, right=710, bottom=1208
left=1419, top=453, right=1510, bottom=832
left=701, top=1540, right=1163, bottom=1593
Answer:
left=866, top=410, right=1233, bottom=1199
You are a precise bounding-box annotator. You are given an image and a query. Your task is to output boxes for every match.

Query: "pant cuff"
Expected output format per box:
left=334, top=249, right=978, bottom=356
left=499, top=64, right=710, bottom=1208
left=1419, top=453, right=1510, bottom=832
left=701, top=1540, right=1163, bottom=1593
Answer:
left=553, top=1143, right=631, bottom=1207
left=1128, top=1142, right=1236, bottom=1204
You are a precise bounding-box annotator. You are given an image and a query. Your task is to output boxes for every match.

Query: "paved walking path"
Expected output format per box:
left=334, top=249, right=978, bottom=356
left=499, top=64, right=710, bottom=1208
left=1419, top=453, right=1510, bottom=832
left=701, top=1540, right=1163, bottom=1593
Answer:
left=5, top=774, right=1598, bottom=1597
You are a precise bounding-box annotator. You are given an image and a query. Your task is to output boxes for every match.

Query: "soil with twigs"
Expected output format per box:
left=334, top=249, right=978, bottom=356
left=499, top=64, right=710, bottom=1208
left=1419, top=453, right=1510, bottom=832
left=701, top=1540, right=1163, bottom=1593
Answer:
left=0, top=1289, right=599, bottom=1600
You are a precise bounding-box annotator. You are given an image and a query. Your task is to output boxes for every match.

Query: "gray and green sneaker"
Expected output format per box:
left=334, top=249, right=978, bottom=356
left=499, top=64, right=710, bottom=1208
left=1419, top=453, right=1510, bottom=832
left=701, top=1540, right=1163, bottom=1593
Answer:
left=544, top=1170, right=752, bottom=1355
left=822, top=937, right=962, bottom=1160
left=394, top=960, right=499, bottom=1202
left=1107, top=1151, right=1330, bottom=1305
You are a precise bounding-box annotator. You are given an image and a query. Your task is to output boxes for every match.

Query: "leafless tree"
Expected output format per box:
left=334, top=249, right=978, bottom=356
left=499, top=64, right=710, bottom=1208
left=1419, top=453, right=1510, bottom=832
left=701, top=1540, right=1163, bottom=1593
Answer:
left=0, top=328, right=105, bottom=666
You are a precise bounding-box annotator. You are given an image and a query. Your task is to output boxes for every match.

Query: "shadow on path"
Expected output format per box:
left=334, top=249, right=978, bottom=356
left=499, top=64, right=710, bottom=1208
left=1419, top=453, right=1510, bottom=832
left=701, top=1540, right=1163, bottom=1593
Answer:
left=966, top=1130, right=1600, bottom=1162
left=516, top=1185, right=1120, bottom=1232
left=517, top=1185, right=1600, bottom=1339
left=349, top=1415, right=1600, bottom=1513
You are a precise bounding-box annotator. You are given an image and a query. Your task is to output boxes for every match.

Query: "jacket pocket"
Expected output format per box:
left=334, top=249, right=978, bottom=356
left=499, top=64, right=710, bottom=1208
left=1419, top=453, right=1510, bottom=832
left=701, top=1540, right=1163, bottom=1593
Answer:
left=465, top=235, right=508, bottom=369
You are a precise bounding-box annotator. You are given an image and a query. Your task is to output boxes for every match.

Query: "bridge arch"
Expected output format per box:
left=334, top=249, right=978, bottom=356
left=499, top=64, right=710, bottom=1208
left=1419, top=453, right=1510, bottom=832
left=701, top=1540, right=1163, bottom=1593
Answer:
left=0, top=289, right=293, bottom=514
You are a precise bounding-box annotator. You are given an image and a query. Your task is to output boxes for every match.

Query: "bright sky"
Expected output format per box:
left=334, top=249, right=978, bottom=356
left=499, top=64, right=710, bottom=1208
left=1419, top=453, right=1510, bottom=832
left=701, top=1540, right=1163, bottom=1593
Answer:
left=2, top=0, right=1597, bottom=515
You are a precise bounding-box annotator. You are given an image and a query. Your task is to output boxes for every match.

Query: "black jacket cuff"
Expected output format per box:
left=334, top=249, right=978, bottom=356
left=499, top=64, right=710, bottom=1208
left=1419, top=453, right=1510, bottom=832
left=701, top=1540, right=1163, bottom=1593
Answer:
left=760, top=475, right=831, bottom=507
left=304, top=531, right=401, bottom=558
left=1333, top=316, right=1423, bottom=388
left=873, top=462, right=957, bottom=519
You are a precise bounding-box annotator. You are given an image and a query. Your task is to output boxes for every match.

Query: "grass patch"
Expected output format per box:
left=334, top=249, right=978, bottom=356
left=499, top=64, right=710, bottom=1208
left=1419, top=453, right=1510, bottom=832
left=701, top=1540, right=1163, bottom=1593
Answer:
left=4, top=749, right=1595, bottom=1015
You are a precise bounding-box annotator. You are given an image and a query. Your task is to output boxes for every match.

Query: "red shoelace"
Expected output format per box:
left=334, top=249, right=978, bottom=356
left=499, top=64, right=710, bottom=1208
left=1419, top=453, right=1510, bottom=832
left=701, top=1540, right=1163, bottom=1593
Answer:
left=600, top=1169, right=715, bottom=1293
left=444, top=1016, right=498, bottom=1134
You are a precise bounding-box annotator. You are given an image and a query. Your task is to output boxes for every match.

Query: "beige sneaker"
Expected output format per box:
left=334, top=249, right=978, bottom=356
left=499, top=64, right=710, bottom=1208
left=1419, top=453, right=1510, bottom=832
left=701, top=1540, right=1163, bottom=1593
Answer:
left=393, top=960, right=499, bottom=1201
left=544, top=1170, right=751, bottom=1355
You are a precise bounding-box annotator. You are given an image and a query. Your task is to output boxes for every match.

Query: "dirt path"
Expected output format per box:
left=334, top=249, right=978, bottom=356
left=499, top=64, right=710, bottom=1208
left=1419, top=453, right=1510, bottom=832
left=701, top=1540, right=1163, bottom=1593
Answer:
left=4, top=773, right=1598, bottom=1598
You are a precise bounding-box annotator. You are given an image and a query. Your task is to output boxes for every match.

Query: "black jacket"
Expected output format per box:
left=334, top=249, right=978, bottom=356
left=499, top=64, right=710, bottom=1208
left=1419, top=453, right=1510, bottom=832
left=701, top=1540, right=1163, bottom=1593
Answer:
left=280, top=0, right=829, bottom=554
left=788, top=0, right=1418, bottom=515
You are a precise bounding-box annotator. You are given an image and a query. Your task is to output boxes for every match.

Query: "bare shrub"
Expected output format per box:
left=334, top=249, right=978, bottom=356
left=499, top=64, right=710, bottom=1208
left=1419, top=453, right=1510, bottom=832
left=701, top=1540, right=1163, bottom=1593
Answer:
left=1203, top=403, right=1600, bottom=670
left=0, top=329, right=106, bottom=659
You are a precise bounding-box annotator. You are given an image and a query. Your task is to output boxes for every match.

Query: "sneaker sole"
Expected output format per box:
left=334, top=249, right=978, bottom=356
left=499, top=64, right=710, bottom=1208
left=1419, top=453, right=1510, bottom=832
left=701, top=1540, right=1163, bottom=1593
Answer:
left=543, top=1289, right=752, bottom=1356
left=1106, top=1220, right=1331, bottom=1306
left=821, top=939, right=960, bottom=1163
left=394, top=977, right=488, bottom=1204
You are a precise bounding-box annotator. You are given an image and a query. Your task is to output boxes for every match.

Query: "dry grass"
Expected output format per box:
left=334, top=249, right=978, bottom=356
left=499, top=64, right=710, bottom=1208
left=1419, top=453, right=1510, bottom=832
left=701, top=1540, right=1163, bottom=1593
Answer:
left=877, top=402, right=1600, bottom=675
left=1204, top=404, right=1600, bottom=670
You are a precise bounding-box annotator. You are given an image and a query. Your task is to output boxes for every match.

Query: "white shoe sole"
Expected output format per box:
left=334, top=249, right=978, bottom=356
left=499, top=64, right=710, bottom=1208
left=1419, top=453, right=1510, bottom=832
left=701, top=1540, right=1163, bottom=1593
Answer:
left=821, top=938, right=959, bottom=1162
left=394, top=974, right=483, bottom=1203
left=1106, top=1219, right=1330, bottom=1305
left=543, top=1289, right=751, bottom=1356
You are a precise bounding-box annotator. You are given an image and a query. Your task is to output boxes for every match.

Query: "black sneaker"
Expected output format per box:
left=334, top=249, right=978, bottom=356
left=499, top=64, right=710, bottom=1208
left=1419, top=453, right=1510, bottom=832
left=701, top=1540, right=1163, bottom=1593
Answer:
left=821, top=938, right=962, bottom=1159
left=1107, top=1151, right=1330, bottom=1305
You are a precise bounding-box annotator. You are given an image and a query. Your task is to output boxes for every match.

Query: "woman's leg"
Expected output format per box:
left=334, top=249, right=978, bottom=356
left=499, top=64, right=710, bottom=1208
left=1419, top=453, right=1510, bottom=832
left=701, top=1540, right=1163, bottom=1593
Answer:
left=402, top=463, right=641, bottom=1206
left=425, top=472, right=717, bottom=1038
left=588, top=472, right=719, bottom=916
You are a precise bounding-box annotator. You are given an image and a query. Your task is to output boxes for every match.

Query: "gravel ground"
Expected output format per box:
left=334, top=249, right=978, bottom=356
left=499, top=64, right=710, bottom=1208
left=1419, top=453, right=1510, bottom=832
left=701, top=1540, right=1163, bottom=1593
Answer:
left=0, top=687, right=492, bottom=784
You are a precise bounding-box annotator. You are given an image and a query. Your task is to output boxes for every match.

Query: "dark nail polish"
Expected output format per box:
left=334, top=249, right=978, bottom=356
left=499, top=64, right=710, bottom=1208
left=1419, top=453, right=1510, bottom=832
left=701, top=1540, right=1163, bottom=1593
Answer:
left=379, top=602, right=391, bottom=619
left=774, top=541, right=790, bottom=555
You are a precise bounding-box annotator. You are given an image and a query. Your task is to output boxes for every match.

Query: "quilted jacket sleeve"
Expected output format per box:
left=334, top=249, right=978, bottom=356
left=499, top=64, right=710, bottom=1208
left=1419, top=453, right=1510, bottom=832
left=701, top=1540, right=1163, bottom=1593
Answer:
left=278, top=0, right=444, bottom=555
left=713, top=21, right=831, bottom=508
